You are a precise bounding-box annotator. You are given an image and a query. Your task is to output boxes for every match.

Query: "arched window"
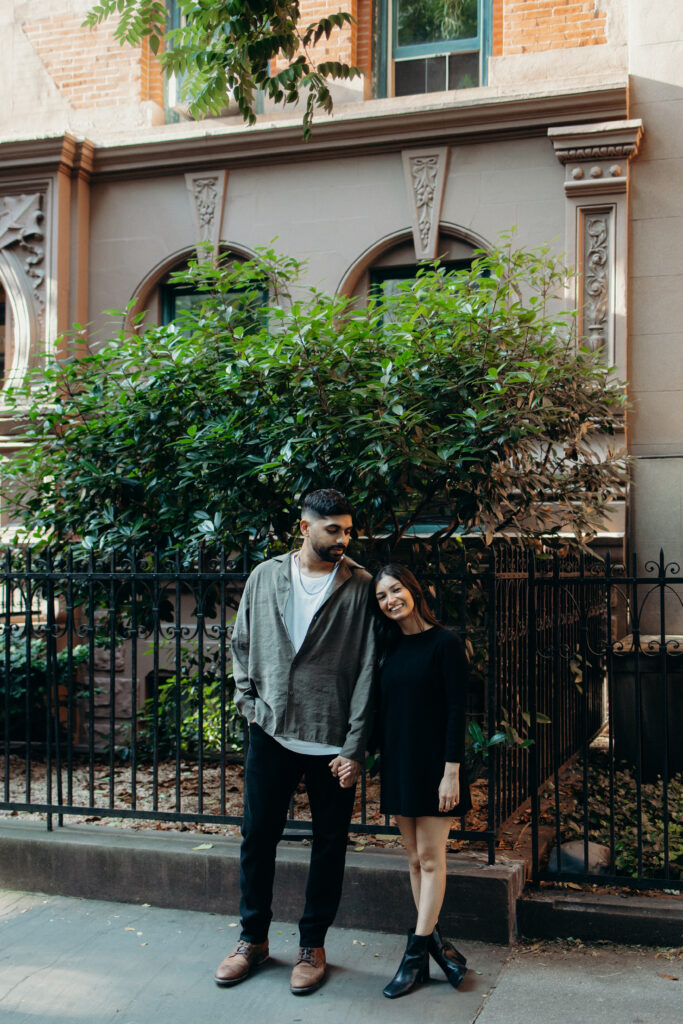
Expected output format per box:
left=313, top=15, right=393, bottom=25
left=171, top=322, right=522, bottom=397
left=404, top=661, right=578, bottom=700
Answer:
left=340, top=226, right=486, bottom=303
left=127, top=242, right=260, bottom=330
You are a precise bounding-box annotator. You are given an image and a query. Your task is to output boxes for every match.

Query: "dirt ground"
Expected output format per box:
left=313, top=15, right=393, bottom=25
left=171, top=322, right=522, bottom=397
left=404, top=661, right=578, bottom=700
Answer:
left=0, top=754, right=491, bottom=853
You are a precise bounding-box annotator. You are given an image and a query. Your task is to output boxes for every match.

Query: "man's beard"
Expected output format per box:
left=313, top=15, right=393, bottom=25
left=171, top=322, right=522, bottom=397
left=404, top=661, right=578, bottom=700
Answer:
left=312, top=542, right=346, bottom=564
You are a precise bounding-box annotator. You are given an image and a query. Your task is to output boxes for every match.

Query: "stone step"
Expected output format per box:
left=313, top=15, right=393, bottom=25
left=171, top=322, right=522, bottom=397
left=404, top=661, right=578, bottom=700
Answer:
left=517, top=890, right=683, bottom=947
left=0, top=820, right=523, bottom=944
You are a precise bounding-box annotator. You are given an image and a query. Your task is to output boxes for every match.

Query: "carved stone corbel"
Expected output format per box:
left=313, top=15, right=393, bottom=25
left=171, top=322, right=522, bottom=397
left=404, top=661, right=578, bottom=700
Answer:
left=548, top=120, right=643, bottom=373
left=185, top=170, right=228, bottom=259
left=401, top=147, right=450, bottom=261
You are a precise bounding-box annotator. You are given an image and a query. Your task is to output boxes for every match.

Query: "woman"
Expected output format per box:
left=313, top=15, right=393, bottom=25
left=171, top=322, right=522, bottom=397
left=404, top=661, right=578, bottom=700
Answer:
left=370, top=564, right=471, bottom=998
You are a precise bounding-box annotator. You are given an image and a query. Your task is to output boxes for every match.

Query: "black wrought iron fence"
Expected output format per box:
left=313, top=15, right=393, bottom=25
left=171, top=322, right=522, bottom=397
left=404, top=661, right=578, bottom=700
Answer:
left=0, top=544, right=495, bottom=856
left=525, top=551, right=683, bottom=891
left=2, top=544, right=679, bottom=890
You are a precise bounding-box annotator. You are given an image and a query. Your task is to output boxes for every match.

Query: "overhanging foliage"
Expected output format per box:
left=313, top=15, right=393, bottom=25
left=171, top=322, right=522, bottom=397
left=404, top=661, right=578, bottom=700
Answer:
left=84, top=1, right=361, bottom=138
left=2, top=239, right=626, bottom=560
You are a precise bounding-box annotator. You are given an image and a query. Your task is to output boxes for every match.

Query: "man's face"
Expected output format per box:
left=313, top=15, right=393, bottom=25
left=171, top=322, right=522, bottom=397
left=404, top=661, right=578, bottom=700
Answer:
left=301, top=514, right=353, bottom=564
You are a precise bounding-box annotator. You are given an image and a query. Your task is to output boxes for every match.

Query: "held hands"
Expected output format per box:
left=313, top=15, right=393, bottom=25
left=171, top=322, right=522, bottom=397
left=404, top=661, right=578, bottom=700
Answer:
left=438, top=762, right=461, bottom=814
left=329, top=756, right=361, bottom=789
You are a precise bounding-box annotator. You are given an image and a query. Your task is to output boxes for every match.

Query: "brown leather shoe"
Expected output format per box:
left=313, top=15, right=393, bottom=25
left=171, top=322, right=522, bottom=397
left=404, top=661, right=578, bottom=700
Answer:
left=215, top=938, right=269, bottom=987
left=290, top=946, right=326, bottom=995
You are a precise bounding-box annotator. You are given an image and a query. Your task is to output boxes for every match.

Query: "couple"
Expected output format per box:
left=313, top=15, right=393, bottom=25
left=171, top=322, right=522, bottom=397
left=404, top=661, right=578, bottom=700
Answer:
left=215, top=489, right=471, bottom=999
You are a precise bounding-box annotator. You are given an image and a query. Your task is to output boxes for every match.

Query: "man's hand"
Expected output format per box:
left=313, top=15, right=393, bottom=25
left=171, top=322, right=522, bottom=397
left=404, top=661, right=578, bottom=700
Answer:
left=329, top=756, right=361, bottom=789
left=438, top=762, right=460, bottom=813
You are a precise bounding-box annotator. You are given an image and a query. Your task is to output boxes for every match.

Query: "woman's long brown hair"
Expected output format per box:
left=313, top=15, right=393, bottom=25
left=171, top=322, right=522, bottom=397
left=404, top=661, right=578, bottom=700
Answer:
left=372, top=563, right=441, bottom=657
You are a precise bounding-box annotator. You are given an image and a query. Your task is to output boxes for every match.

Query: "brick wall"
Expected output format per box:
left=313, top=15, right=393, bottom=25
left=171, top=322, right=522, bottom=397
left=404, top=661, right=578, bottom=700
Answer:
left=22, top=13, right=163, bottom=110
left=272, top=1, right=358, bottom=74
left=275, top=1, right=610, bottom=86
left=498, top=0, right=608, bottom=55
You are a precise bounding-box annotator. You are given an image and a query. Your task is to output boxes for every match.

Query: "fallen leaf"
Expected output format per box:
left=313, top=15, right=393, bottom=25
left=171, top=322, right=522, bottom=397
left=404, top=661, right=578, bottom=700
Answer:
left=352, top=940, right=366, bottom=946
left=125, top=927, right=135, bottom=932
left=353, top=845, right=365, bottom=852
left=192, top=843, right=213, bottom=850
left=658, top=973, right=679, bottom=981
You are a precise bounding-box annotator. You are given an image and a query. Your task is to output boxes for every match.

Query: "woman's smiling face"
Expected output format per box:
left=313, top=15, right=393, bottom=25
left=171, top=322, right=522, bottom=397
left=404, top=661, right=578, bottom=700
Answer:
left=375, top=575, right=416, bottom=624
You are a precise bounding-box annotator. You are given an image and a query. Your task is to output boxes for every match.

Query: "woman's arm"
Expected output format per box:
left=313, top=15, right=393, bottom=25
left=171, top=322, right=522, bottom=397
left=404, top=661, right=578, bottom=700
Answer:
left=438, top=632, right=470, bottom=812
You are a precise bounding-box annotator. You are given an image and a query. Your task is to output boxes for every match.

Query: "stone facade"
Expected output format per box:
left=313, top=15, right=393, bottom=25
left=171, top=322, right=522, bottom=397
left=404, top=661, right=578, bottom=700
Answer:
left=0, top=0, right=681, bottom=620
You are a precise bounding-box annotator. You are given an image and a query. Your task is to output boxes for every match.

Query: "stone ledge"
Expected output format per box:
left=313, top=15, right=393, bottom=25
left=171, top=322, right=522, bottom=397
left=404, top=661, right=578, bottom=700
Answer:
left=517, top=891, right=683, bottom=947
left=0, top=820, right=523, bottom=944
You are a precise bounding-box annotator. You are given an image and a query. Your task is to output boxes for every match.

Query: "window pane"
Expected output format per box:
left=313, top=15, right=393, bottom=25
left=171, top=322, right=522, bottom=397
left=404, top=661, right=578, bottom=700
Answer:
left=425, top=55, right=447, bottom=92
left=395, top=57, right=427, bottom=97
left=396, top=0, right=478, bottom=48
left=447, top=50, right=480, bottom=90
left=396, top=51, right=479, bottom=95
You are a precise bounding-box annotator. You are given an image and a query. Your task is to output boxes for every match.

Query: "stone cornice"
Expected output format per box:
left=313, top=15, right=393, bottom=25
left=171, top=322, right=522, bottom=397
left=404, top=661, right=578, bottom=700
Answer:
left=548, top=119, right=643, bottom=165
left=87, top=83, right=628, bottom=181
left=0, top=84, right=628, bottom=183
left=548, top=119, right=643, bottom=196
left=0, top=133, right=79, bottom=180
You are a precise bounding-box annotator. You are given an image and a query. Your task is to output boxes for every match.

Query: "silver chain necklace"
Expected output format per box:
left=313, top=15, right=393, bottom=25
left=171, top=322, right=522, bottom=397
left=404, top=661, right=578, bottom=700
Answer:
left=294, top=552, right=339, bottom=597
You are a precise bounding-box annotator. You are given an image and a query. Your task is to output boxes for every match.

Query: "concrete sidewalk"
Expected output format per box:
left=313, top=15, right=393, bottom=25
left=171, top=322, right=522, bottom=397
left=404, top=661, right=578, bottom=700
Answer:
left=1, top=890, right=681, bottom=1024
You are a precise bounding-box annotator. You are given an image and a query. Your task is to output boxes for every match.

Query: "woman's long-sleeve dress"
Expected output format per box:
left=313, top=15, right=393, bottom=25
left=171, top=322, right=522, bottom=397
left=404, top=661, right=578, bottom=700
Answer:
left=379, top=625, right=472, bottom=818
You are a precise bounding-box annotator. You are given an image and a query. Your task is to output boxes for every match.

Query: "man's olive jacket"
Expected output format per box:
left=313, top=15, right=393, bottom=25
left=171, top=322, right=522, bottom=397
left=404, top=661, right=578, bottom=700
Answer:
left=231, top=552, right=376, bottom=762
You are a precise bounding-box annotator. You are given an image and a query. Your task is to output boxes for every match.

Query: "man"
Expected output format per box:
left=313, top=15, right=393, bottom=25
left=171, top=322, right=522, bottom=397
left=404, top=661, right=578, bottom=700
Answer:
left=215, top=488, right=376, bottom=995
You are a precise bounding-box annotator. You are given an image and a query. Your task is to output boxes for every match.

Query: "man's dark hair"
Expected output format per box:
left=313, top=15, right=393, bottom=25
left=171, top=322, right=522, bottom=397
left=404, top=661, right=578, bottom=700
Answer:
left=301, top=488, right=354, bottom=520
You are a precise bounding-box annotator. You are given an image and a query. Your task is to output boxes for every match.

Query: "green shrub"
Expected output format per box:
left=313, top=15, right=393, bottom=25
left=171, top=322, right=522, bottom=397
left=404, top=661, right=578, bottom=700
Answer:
left=137, top=647, right=242, bottom=759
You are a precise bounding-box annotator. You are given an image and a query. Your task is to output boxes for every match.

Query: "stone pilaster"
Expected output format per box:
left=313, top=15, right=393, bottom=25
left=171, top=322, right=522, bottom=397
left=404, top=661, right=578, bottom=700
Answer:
left=548, top=120, right=643, bottom=375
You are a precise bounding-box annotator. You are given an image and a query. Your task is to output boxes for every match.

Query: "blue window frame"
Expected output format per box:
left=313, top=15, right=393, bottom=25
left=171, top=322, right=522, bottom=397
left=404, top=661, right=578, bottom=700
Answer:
left=376, top=0, right=492, bottom=98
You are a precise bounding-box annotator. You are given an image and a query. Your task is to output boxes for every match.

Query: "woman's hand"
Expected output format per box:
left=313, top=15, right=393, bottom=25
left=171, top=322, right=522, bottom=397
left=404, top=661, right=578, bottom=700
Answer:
left=329, top=756, right=361, bottom=789
left=438, top=762, right=460, bottom=813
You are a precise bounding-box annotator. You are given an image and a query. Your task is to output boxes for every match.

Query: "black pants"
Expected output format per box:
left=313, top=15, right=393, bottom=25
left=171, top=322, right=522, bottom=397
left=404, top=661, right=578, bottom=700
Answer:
left=239, top=723, right=356, bottom=948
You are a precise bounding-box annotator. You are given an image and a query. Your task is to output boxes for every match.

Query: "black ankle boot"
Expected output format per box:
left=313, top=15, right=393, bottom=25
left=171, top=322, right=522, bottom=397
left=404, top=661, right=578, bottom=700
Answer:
left=428, top=923, right=467, bottom=988
left=382, top=931, right=430, bottom=999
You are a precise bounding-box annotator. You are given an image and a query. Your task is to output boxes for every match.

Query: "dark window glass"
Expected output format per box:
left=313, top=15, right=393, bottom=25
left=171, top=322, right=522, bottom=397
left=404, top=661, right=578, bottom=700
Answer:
left=447, top=50, right=480, bottom=90
left=425, top=55, right=447, bottom=92
left=395, top=51, right=479, bottom=95
left=395, top=57, right=428, bottom=97
left=396, top=0, right=479, bottom=48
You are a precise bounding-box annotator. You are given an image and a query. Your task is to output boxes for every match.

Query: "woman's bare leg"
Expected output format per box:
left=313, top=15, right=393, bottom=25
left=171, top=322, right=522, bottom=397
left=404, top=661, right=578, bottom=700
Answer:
left=394, top=815, right=420, bottom=911
left=413, top=816, right=453, bottom=936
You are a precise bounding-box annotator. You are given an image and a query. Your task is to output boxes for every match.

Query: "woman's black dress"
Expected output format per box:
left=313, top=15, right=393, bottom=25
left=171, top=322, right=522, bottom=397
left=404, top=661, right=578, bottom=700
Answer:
left=379, top=626, right=472, bottom=818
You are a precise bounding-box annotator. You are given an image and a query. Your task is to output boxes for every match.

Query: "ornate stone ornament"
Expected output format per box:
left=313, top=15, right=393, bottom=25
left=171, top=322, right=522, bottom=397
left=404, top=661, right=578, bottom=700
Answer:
left=0, top=192, right=45, bottom=322
left=548, top=120, right=643, bottom=371
left=402, top=147, right=450, bottom=261
left=185, top=170, right=227, bottom=258
left=583, top=212, right=610, bottom=353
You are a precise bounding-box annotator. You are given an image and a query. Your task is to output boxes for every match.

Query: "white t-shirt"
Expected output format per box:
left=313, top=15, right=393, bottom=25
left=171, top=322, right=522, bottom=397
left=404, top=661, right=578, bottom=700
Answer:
left=274, top=554, right=343, bottom=757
